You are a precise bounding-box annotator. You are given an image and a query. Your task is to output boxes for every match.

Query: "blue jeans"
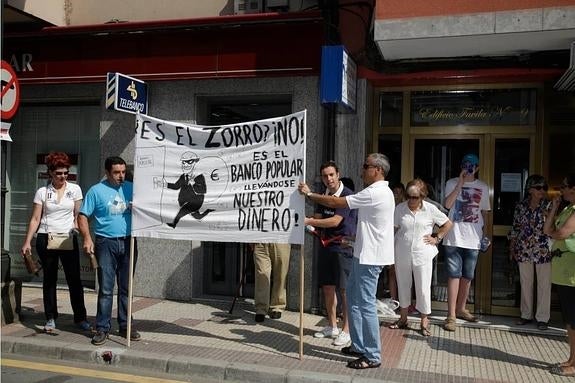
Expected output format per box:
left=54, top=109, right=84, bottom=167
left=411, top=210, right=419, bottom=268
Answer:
left=444, top=245, right=478, bottom=280
left=346, top=257, right=383, bottom=363
left=95, top=236, right=137, bottom=332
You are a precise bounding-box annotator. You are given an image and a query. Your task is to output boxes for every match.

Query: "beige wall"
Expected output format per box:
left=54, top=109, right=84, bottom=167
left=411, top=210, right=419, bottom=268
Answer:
left=7, top=0, right=67, bottom=25
left=8, top=0, right=319, bottom=26
left=66, top=0, right=231, bottom=25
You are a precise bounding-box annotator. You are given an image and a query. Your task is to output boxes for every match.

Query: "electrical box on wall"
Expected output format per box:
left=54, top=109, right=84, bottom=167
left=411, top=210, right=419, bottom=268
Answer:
left=234, top=0, right=263, bottom=14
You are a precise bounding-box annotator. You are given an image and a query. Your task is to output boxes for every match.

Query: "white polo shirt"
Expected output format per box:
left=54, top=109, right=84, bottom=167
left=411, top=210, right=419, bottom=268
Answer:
left=345, top=180, right=395, bottom=266
left=34, top=182, right=83, bottom=234
left=394, top=200, right=449, bottom=266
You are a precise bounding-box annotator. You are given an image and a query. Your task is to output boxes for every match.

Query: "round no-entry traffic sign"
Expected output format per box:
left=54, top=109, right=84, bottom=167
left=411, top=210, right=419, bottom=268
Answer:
left=1, top=60, right=21, bottom=121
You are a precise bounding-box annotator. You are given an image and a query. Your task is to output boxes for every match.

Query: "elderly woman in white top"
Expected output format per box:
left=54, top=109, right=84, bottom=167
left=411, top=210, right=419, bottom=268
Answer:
left=390, top=179, right=453, bottom=336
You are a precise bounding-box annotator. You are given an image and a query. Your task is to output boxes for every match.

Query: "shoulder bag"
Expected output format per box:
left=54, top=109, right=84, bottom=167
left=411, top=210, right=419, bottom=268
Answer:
left=44, top=186, right=75, bottom=251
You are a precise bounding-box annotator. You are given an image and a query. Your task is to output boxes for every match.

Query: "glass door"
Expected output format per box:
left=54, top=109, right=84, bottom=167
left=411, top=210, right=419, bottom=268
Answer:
left=412, top=135, right=540, bottom=315
left=490, top=137, right=530, bottom=315
left=200, top=96, right=291, bottom=296
left=412, top=137, right=482, bottom=311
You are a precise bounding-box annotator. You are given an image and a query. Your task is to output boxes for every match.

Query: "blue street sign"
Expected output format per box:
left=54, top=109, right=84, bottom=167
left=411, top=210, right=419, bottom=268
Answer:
left=106, top=72, right=148, bottom=115
left=319, top=45, right=357, bottom=112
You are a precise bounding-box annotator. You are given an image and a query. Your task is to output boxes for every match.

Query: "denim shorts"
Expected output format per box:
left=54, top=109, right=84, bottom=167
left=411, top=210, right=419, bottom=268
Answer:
left=444, top=245, right=479, bottom=280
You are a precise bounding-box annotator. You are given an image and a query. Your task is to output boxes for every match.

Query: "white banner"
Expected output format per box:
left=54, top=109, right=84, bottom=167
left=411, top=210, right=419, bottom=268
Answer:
left=132, top=111, right=306, bottom=244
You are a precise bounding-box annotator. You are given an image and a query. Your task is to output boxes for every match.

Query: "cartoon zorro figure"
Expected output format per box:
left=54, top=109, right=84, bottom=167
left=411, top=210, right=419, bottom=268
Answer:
left=165, top=151, right=214, bottom=228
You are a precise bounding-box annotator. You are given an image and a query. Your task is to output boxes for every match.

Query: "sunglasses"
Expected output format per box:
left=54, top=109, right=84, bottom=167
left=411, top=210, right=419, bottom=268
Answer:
left=362, top=164, right=378, bottom=170
left=407, top=196, right=421, bottom=200
left=560, top=183, right=571, bottom=189
left=531, top=185, right=548, bottom=191
left=54, top=171, right=69, bottom=176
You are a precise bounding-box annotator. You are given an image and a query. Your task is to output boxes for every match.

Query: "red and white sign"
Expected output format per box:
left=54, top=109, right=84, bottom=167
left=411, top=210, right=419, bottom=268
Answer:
left=1, top=60, right=21, bottom=121
left=1, top=121, right=12, bottom=142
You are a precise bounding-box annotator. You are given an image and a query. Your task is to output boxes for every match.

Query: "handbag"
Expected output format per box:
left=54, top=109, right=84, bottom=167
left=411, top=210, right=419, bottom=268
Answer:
left=566, top=234, right=575, bottom=253
left=47, top=232, right=74, bottom=251
left=43, top=185, right=75, bottom=251
left=23, top=250, right=41, bottom=275
left=560, top=207, right=575, bottom=253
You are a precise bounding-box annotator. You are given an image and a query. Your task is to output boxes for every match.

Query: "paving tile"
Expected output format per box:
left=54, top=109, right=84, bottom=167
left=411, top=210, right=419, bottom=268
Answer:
left=2, top=286, right=570, bottom=383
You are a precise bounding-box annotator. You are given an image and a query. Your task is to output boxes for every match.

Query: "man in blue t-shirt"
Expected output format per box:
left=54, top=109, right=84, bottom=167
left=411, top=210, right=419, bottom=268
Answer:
left=305, top=161, right=357, bottom=347
left=78, top=156, right=140, bottom=346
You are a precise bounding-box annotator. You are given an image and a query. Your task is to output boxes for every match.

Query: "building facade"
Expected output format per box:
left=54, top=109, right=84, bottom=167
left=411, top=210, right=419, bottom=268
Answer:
left=2, top=0, right=370, bottom=312
left=370, top=0, right=575, bottom=316
left=2, top=0, right=575, bottom=317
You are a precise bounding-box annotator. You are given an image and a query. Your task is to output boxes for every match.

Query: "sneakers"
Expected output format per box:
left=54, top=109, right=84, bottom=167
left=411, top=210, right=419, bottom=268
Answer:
left=76, top=320, right=93, bottom=332
left=44, top=319, right=56, bottom=332
left=333, top=331, right=351, bottom=346
left=255, top=314, right=265, bottom=323
left=91, top=330, right=108, bottom=346
left=314, top=326, right=340, bottom=339
left=119, top=328, right=142, bottom=341
left=443, top=316, right=456, bottom=332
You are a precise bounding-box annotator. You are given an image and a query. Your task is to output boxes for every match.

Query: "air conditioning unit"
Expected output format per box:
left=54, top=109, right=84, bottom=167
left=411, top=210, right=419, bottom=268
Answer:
left=234, top=0, right=263, bottom=15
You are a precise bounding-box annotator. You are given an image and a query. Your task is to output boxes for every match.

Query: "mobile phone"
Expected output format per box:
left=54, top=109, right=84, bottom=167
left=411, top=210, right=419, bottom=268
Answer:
left=461, top=163, right=475, bottom=174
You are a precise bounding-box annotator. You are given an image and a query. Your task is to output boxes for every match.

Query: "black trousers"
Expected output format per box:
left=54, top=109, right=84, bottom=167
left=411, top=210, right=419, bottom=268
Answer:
left=36, top=233, right=87, bottom=323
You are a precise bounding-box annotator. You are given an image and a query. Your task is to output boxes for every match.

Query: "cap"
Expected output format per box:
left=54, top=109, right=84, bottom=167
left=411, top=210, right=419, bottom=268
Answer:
left=461, top=153, right=479, bottom=166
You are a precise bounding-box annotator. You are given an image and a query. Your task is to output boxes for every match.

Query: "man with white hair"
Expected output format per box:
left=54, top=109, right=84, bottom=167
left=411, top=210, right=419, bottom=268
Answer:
left=298, top=153, right=395, bottom=370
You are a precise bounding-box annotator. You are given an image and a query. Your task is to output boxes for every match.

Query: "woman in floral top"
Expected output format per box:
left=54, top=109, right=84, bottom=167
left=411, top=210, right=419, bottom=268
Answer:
left=509, top=175, right=552, bottom=330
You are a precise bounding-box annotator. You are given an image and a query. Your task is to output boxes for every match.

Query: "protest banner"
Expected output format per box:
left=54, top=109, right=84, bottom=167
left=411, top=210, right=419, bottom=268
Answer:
left=132, top=111, right=306, bottom=244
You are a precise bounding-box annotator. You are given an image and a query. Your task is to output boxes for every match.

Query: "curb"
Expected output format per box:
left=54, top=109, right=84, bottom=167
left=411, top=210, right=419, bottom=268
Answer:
left=1, top=336, right=385, bottom=383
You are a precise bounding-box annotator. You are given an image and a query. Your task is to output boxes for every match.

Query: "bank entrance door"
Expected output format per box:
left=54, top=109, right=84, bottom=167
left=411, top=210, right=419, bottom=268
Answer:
left=201, top=96, right=292, bottom=297
left=412, top=135, right=531, bottom=315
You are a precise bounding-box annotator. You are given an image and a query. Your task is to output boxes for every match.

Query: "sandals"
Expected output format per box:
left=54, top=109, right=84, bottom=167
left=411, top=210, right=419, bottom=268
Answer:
left=341, top=346, right=363, bottom=357
left=443, top=316, right=456, bottom=332
left=456, top=310, right=478, bottom=323
left=347, top=356, right=381, bottom=369
left=420, top=324, right=432, bottom=337
left=550, top=365, right=575, bottom=377
left=389, top=318, right=408, bottom=329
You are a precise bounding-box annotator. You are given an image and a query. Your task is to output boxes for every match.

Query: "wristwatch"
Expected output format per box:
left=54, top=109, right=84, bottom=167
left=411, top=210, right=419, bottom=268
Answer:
left=306, top=192, right=313, bottom=197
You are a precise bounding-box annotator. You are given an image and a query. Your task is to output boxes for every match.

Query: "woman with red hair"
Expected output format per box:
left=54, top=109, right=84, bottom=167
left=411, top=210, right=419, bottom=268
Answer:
left=21, top=152, right=91, bottom=332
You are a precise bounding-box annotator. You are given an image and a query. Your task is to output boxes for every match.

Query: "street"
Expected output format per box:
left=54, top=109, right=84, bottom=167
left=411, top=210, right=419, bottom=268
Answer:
left=1, top=354, right=218, bottom=383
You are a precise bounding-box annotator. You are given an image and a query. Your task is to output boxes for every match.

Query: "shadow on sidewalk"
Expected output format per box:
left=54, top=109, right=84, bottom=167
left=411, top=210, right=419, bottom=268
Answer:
left=404, top=332, right=557, bottom=370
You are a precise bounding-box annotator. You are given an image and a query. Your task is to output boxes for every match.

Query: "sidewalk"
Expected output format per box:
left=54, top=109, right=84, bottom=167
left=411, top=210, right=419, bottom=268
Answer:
left=1, top=286, right=572, bottom=383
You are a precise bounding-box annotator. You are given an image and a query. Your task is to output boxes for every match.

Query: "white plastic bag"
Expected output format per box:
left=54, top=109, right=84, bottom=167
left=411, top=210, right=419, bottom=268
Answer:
left=376, top=298, right=399, bottom=317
